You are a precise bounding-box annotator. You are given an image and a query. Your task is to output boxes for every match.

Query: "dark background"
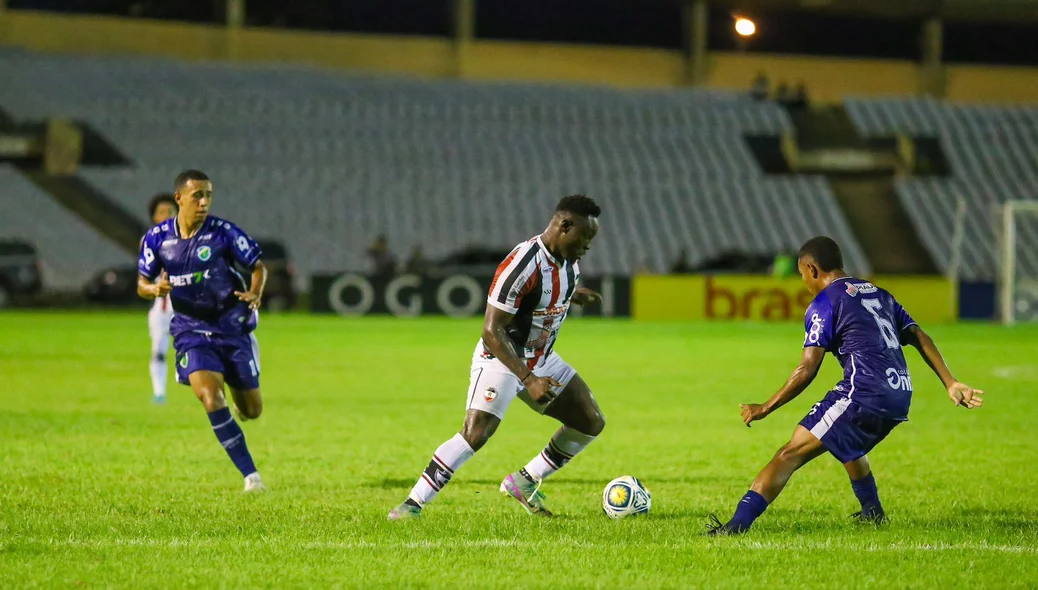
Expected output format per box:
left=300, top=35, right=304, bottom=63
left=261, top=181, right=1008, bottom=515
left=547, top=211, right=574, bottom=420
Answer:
left=9, top=0, right=1038, bottom=65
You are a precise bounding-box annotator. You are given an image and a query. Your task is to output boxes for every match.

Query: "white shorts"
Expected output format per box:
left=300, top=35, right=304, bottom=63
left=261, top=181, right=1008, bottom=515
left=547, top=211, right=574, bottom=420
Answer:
left=466, top=352, right=578, bottom=420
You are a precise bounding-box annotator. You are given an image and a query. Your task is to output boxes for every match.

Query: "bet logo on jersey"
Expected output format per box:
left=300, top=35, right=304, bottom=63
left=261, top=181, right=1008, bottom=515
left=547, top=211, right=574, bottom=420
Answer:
left=179, top=353, right=189, bottom=369
left=196, top=246, right=212, bottom=262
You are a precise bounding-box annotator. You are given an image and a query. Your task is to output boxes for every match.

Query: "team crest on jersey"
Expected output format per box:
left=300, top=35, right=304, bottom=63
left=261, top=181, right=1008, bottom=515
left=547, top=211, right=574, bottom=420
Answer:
left=484, top=387, right=498, bottom=403
left=196, top=246, right=212, bottom=261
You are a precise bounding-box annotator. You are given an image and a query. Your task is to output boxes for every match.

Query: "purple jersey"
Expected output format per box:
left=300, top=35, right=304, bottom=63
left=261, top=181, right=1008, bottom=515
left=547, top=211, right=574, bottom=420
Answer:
left=138, top=215, right=262, bottom=338
left=803, top=277, right=917, bottom=421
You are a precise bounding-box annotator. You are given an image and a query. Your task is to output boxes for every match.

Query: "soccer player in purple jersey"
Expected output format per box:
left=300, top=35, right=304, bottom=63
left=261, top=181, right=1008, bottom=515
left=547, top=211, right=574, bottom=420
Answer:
left=707, top=236, right=985, bottom=535
left=137, top=170, right=269, bottom=492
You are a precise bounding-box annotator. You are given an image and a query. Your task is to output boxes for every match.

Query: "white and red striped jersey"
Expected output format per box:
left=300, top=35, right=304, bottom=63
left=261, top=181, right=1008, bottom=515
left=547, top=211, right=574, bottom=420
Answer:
left=477, top=236, right=580, bottom=370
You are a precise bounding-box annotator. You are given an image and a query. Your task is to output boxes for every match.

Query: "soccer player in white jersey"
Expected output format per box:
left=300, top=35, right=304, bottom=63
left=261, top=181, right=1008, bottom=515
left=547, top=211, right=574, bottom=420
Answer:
left=389, top=195, right=605, bottom=519
left=146, top=193, right=177, bottom=404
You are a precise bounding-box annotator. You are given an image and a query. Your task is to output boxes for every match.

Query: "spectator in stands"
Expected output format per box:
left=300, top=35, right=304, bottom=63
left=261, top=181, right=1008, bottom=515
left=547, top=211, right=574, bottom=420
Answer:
left=367, top=234, right=397, bottom=278
left=670, top=249, right=694, bottom=274
left=404, top=245, right=430, bottom=276
left=770, top=249, right=796, bottom=278
left=791, top=83, right=810, bottom=110
left=775, top=82, right=794, bottom=106
left=751, top=71, right=770, bottom=101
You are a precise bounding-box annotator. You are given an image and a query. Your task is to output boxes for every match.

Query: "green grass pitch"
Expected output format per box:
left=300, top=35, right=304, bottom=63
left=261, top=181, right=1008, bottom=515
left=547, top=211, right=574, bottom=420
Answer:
left=1, top=312, right=1036, bottom=588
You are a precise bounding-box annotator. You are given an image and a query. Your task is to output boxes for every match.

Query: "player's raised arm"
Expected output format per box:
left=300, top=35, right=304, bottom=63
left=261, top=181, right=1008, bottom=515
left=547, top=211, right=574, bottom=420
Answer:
left=741, top=346, right=825, bottom=427
left=901, top=325, right=985, bottom=409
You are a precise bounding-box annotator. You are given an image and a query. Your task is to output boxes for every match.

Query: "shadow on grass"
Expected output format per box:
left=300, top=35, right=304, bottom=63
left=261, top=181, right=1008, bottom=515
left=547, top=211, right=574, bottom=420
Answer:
left=369, top=476, right=722, bottom=489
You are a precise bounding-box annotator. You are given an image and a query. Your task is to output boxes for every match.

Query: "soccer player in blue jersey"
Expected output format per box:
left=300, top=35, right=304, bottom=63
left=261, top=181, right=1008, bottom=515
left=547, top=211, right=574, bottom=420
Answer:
left=707, top=236, right=984, bottom=535
left=137, top=170, right=268, bottom=492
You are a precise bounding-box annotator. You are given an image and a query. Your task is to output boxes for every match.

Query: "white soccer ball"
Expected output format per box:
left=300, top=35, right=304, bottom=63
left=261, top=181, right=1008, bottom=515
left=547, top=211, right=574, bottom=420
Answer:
left=602, top=475, right=651, bottom=519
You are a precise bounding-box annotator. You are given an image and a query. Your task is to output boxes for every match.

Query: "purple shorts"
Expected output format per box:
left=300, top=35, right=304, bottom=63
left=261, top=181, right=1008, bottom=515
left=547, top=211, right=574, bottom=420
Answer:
left=174, top=332, right=260, bottom=390
left=799, top=391, right=902, bottom=463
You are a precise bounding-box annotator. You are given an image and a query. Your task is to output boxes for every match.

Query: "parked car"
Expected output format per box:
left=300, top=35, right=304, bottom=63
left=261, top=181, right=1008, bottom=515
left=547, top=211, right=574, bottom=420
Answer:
left=84, top=239, right=297, bottom=310
left=0, top=239, right=44, bottom=307
left=425, top=246, right=514, bottom=278
left=250, top=240, right=297, bottom=311
left=83, top=266, right=141, bottom=305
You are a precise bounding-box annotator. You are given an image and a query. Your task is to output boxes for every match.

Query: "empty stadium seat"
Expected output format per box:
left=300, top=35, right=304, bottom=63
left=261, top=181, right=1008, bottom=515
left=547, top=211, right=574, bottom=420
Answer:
left=0, top=52, right=872, bottom=281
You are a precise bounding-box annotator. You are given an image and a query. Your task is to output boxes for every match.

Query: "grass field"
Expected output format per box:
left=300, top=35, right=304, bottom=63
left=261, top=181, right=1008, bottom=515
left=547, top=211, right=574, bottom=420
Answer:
left=1, top=312, right=1036, bottom=588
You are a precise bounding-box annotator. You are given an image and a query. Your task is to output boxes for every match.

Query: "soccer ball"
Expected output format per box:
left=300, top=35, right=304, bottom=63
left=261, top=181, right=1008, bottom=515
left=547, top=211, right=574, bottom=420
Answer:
left=602, top=476, right=651, bottom=519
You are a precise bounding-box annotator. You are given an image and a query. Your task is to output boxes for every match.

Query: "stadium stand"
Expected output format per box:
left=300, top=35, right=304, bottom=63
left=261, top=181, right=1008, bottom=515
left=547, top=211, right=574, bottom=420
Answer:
left=0, top=52, right=872, bottom=280
left=846, top=98, right=1038, bottom=280
left=0, top=164, right=129, bottom=289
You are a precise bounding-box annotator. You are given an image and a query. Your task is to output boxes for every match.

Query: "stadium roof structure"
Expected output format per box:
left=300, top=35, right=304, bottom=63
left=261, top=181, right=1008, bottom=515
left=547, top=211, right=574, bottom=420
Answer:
left=707, top=0, right=1038, bottom=22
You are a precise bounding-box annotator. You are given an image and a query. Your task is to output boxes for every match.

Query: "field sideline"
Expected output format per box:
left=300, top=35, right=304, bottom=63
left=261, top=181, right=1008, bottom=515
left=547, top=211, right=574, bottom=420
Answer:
left=1, top=312, right=1036, bottom=588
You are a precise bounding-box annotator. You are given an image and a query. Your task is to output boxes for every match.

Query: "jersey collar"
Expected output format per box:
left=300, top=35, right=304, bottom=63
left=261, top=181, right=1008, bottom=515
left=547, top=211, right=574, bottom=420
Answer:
left=174, top=215, right=208, bottom=240
left=536, top=235, right=564, bottom=267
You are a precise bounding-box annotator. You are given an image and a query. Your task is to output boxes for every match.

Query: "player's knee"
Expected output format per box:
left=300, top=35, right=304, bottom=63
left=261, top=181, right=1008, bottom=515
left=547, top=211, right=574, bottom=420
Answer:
left=460, top=420, right=496, bottom=451
left=241, top=400, right=263, bottom=420
left=775, top=442, right=809, bottom=466
left=194, top=385, right=225, bottom=410
left=583, top=410, right=606, bottom=437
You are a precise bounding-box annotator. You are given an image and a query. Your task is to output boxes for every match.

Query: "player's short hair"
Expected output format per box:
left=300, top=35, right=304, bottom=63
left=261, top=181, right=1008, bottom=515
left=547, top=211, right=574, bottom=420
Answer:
left=798, top=236, right=843, bottom=272
left=174, top=169, right=210, bottom=192
left=147, top=193, right=176, bottom=218
left=555, top=194, right=601, bottom=218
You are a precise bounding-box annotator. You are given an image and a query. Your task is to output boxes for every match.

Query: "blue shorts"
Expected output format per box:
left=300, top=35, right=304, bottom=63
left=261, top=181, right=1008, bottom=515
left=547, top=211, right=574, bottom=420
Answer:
left=799, top=391, right=901, bottom=463
left=174, top=332, right=261, bottom=390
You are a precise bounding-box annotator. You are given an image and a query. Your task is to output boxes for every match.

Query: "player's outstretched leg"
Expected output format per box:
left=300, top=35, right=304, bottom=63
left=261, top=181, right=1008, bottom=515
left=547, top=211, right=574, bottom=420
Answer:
left=708, top=425, right=826, bottom=536
left=503, top=374, right=605, bottom=516
left=845, top=456, right=887, bottom=523
left=189, top=371, right=264, bottom=492
left=388, top=409, right=497, bottom=520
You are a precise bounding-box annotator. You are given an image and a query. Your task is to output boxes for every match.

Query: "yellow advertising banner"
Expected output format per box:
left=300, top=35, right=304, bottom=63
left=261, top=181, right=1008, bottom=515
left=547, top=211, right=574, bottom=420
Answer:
left=633, top=275, right=957, bottom=323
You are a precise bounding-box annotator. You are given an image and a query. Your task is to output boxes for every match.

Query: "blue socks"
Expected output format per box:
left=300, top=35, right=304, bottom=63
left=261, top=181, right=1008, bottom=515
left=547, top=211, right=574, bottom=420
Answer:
left=207, top=407, right=257, bottom=478
left=727, top=490, right=769, bottom=533
left=850, top=472, right=884, bottom=517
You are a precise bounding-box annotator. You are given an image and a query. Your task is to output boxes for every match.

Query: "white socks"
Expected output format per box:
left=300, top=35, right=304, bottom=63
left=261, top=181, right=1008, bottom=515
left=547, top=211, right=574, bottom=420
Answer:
left=523, top=427, right=597, bottom=482
left=408, top=434, right=475, bottom=506
left=150, top=356, right=167, bottom=398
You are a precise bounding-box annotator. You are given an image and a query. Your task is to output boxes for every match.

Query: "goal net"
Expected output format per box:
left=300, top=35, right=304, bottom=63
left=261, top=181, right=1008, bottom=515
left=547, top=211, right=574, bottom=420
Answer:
left=1000, top=200, right=1038, bottom=325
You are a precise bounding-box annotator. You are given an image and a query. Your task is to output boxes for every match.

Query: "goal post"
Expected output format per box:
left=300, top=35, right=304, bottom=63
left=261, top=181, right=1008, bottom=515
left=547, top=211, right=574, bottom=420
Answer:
left=1000, top=200, right=1038, bottom=325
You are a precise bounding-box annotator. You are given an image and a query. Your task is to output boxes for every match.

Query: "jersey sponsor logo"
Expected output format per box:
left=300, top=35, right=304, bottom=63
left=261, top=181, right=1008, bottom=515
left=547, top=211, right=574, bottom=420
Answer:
left=162, top=239, right=178, bottom=247
left=852, top=282, right=878, bottom=295
left=196, top=246, right=212, bottom=262
left=179, top=352, right=189, bottom=368
left=483, top=386, right=498, bottom=403
left=806, top=313, right=825, bottom=344
left=885, top=368, right=914, bottom=391
left=199, top=234, right=213, bottom=241
left=532, top=304, right=569, bottom=318
left=169, top=269, right=211, bottom=286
